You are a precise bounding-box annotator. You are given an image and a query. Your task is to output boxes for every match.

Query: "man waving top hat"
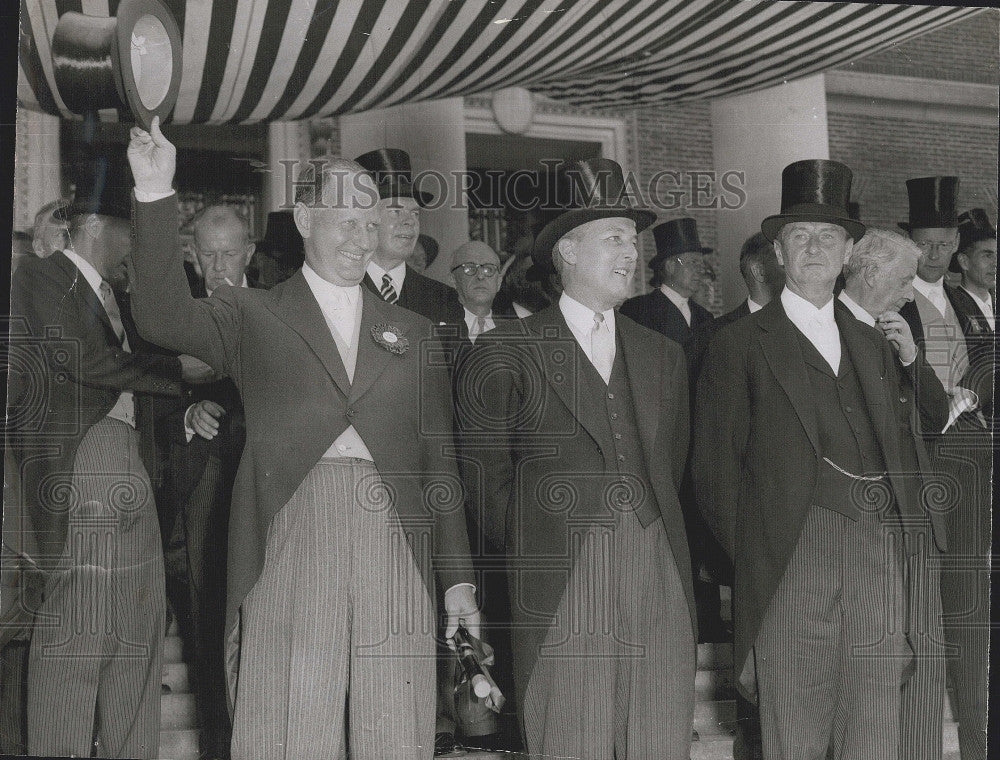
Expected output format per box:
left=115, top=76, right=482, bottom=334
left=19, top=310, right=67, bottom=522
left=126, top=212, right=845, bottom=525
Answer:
left=694, top=159, right=947, bottom=759
left=459, top=157, right=697, bottom=758
left=356, top=148, right=464, bottom=326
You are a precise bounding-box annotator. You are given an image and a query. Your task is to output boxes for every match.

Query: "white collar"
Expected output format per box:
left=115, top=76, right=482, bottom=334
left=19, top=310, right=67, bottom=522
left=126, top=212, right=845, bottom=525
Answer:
left=559, top=291, right=615, bottom=334
left=206, top=274, right=249, bottom=298
left=961, top=285, right=994, bottom=313
left=366, top=260, right=407, bottom=287
left=464, top=306, right=493, bottom=324
left=781, top=287, right=836, bottom=325
left=838, top=291, right=876, bottom=327
left=659, top=283, right=690, bottom=312
left=747, top=297, right=764, bottom=314
left=62, top=249, right=104, bottom=296
left=302, top=263, right=361, bottom=306
left=912, top=275, right=945, bottom=300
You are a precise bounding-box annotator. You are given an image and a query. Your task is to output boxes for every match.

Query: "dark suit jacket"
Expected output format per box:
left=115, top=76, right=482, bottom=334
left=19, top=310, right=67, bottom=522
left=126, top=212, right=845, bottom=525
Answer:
left=129, top=197, right=475, bottom=695
left=363, top=265, right=465, bottom=325
left=460, top=305, right=695, bottom=706
left=619, top=288, right=714, bottom=351
left=6, top=251, right=183, bottom=570
left=900, top=290, right=994, bottom=418
left=689, top=300, right=752, bottom=385
left=692, top=297, right=949, bottom=692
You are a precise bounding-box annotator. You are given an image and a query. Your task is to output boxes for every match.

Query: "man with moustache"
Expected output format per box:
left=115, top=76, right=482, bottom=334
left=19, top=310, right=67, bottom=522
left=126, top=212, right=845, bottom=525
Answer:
left=694, top=160, right=935, bottom=758
left=839, top=228, right=951, bottom=759
left=356, top=148, right=464, bottom=325
left=898, top=179, right=991, bottom=760
left=126, top=119, right=478, bottom=760
left=463, top=158, right=696, bottom=758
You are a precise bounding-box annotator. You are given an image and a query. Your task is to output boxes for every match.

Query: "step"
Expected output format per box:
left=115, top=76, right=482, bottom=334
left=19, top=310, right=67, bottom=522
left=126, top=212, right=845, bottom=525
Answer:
left=161, top=662, right=190, bottom=694
left=160, top=692, right=197, bottom=730
left=158, top=727, right=199, bottom=760
left=163, top=635, right=183, bottom=664
left=695, top=667, right=735, bottom=701
left=693, top=699, right=737, bottom=737
left=697, top=642, right=733, bottom=671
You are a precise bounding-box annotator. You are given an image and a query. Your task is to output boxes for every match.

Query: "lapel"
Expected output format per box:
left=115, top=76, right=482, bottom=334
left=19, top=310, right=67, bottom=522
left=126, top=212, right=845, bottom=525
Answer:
left=349, top=290, right=400, bottom=404
left=527, top=306, right=602, bottom=446
left=654, top=289, right=692, bottom=340
left=51, top=252, right=119, bottom=346
left=835, top=301, right=894, bottom=465
left=757, top=299, right=821, bottom=455
left=267, top=270, right=351, bottom=398
left=617, top=315, right=661, bottom=474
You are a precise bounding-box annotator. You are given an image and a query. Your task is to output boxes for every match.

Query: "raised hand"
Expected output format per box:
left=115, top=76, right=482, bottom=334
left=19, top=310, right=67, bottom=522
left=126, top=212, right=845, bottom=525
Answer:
left=127, top=116, right=176, bottom=195
left=876, top=310, right=916, bottom=365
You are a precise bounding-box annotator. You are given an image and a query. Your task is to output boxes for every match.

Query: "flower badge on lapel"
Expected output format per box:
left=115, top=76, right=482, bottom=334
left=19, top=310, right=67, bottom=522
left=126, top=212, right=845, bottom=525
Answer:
left=371, top=323, right=409, bottom=355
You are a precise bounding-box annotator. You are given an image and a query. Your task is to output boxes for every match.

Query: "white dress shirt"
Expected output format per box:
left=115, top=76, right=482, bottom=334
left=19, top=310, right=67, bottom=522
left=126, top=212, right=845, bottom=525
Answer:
left=660, top=284, right=692, bottom=326
left=303, top=264, right=361, bottom=347
left=206, top=274, right=249, bottom=298
left=559, top=292, right=616, bottom=378
left=912, top=276, right=949, bottom=316
left=747, top=297, right=764, bottom=314
left=63, top=249, right=136, bottom=427
left=512, top=301, right=532, bottom=319
left=366, top=260, right=407, bottom=295
left=464, top=307, right=496, bottom=343
left=961, top=286, right=995, bottom=331
left=837, top=292, right=875, bottom=327
left=781, top=288, right=840, bottom=374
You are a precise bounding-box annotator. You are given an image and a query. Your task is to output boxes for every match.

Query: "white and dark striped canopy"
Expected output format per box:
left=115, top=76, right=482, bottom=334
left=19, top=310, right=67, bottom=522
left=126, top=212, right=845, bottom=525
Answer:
left=19, top=0, right=979, bottom=124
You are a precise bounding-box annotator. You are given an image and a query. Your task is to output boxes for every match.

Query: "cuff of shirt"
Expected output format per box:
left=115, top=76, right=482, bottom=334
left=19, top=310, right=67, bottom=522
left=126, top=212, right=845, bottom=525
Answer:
left=183, top=403, right=196, bottom=443
left=134, top=188, right=176, bottom=203
left=445, top=582, right=477, bottom=599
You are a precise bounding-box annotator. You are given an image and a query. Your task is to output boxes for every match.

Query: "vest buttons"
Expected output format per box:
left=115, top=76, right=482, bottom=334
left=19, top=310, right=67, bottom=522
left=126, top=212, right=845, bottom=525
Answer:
left=346, top=408, right=355, bottom=418
left=844, top=406, right=852, bottom=413
left=614, top=433, right=622, bottom=440
left=611, top=413, right=619, bottom=420
left=607, top=392, right=615, bottom=400
left=617, top=454, right=625, bottom=462
left=899, top=395, right=908, bottom=403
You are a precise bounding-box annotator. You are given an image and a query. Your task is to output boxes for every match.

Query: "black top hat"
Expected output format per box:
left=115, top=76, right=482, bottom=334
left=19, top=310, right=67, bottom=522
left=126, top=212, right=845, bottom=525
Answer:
left=354, top=148, right=434, bottom=206
left=761, top=160, right=865, bottom=243
left=648, top=218, right=712, bottom=270
left=532, top=158, right=656, bottom=271
left=66, top=154, right=131, bottom=221
left=952, top=208, right=997, bottom=272
left=51, top=0, right=183, bottom=130
left=898, top=176, right=960, bottom=231
left=416, top=233, right=439, bottom=268
left=257, top=210, right=305, bottom=268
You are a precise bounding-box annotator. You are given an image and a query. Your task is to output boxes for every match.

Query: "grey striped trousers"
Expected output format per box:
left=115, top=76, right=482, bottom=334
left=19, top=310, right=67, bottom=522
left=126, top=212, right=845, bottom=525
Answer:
left=27, top=418, right=165, bottom=758
left=230, top=458, right=436, bottom=760
left=521, top=509, right=696, bottom=760
left=753, top=505, right=909, bottom=760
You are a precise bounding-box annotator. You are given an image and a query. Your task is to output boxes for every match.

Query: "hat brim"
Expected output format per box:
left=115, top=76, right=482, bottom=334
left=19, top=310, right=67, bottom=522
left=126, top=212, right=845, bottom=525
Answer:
left=115, top=0, right=183, bottom=131
left=761, top=209, right=865, bottom=243
left=532, top=207, right=658, bottom=270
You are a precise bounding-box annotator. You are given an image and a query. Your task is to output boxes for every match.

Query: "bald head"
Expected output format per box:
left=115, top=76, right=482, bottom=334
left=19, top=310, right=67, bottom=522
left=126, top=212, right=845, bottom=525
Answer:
left=451, top=240, right=501, bottom=316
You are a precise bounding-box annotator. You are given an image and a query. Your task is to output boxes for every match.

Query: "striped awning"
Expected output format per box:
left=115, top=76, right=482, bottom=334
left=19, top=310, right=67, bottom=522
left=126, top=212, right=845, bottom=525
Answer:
left=18, top=0, right=980, bottom=125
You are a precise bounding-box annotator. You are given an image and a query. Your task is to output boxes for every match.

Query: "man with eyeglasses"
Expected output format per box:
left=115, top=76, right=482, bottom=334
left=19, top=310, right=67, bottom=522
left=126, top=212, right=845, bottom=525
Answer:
left=899, top=178, right=991, bottom=760
left=451, top=241, right=504, bottom=344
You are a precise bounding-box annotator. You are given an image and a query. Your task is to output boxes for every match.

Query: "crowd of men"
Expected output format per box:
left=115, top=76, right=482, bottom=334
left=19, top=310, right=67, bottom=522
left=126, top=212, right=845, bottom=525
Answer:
left=1, top=115, right=994, bottom=760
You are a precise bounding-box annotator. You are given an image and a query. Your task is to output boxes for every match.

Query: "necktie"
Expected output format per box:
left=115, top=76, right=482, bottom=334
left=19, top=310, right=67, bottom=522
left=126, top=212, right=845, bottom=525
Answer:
left=99, top=281, right=129, bottom=350
left=471, top=315, right=486, bottom=342
left=590, top=312, right=615, bottom=384
left=380, top=273, right=398, bottom=304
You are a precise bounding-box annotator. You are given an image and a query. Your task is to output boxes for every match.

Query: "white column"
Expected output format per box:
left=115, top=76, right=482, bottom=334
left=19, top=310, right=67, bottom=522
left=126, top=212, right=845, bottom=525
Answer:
left=710, top=74, right=830, bottom=311
left=338, top=97, right=468, bottom=286
left=13, top=109, right=62, bottom=232
left=267, top=120, right=311, bottom=211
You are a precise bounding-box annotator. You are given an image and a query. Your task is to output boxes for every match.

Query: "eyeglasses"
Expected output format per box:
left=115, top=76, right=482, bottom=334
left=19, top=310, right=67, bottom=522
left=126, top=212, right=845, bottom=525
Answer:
left=451, top=262, right=498, bottom=277
left=913, top=240, right=957, bottom=254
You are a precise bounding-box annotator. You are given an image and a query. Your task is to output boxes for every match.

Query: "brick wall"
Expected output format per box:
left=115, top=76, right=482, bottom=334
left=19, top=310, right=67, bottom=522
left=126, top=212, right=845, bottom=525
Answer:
left=828, top=112, right=998, bottom=232
left=840, top=10, right=999, bottom=85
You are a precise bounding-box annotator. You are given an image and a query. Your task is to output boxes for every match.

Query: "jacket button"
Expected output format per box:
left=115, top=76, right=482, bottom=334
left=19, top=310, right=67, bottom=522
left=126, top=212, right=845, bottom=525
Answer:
left=899, top=395, right=908, bottom=403
left=607, top=392, right=614, bottom=400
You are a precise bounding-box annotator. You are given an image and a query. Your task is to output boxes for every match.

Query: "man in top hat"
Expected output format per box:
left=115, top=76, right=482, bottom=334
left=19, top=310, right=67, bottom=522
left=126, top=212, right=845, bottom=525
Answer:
left=694, top=159, right=936, bottom=758
left=620, top=217, right=715, bottom=351
left=126, top=119, right=478, bottom=760
left=459, top=157, right=697, bottom=758
left=356, top=148, right=464, bottom=326
left=898, top=180, right=991, bottom=760
left=5, top=154, right=213, bottom=757
left=620, top=218, right=728, bottom=644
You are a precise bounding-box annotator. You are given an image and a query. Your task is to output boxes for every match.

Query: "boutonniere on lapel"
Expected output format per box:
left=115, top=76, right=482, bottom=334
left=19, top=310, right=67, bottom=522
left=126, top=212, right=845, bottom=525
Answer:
left=371, top=323, right=409, bottom=355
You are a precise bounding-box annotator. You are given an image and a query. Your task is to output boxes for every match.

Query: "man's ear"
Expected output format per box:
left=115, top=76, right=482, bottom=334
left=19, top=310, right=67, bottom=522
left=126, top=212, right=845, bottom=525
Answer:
left=842, top=239, right=854, bottom=266
left=293, top=202, right=311, bottom=239
left=556, top=236, right=576, bottom=266
left=243, top=242, right=256, bottom=269
left=749, top=261, right=765, bottom=284
left=772, top=239, right=785, bottom=267
left=82, top=214, right=104, bottom=240
left=862, top=263, right=878, bottom=289
left=956, top=251, right=970, bottom=274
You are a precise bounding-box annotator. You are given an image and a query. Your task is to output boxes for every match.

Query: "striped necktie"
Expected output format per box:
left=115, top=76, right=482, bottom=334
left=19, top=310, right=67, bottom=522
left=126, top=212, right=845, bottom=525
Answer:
left=99, top=280, right=129, bottom=350
left=380, top=273, right=398, bottom=304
